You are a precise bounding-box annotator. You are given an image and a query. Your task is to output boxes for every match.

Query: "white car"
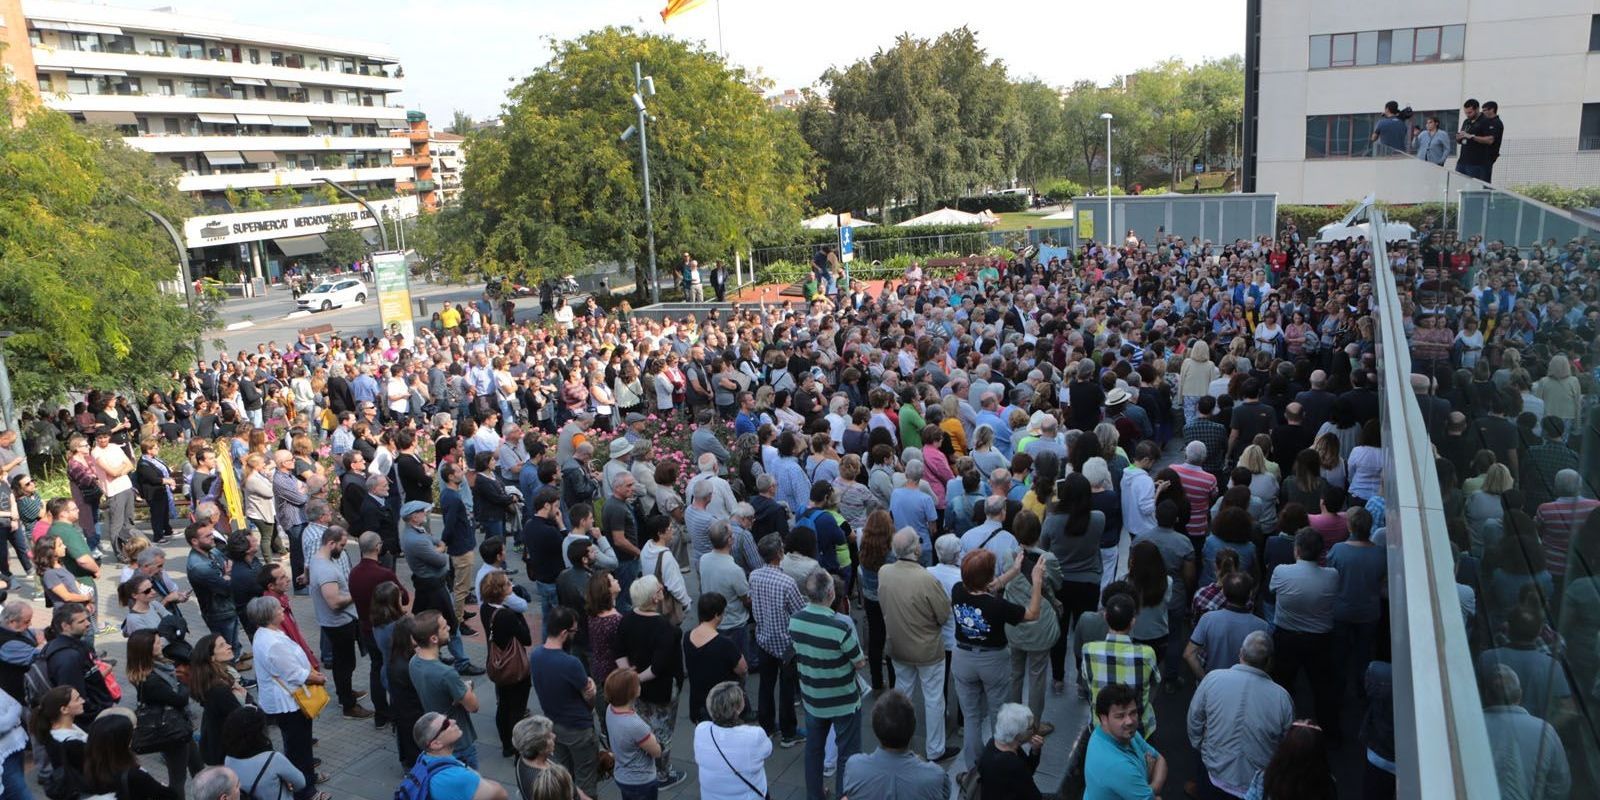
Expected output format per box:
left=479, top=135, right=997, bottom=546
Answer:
left=297, top=278, right=368, bottom=311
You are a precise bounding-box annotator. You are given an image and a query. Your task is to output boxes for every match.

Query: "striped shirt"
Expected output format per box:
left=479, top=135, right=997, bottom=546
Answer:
left=789, top=604, right=864, bottom=718
left=1536, top=498, right=1600, bottom=577
left=1171, top=463, right=1217, bottom=537
left=1081, top=632, right=1158, bottom=735
left=750, top=565, right=805, bottom=659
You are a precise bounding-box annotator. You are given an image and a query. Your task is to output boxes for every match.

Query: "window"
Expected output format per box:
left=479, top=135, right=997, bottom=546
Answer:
left=27, top=27, right=41, bottom=46
left=1592, top=15, right=1600, bottom=51
left=1305, top=109, right=1460, bottom=159
left=104, top=34, right=134, bottom=54
left=184, top=78, right=210, bottom=98
left=147, top=38, right=167, bottom=56
left=34, top=73, right=51, bottom=92
left=163, top=117, right=180, bottom=134
left=270, top=51, right=284, bottom=67
left=176, top=38, right=205, bottom=59
left=248, top=48, right=260, bottom=64
left=323, top=89, right=333, bottom=103
left=157, top=78, right=174, bottom=96
left=1310, top=24, right=1463, bottom=69
left=69, top=32, right=99, bottom=52
left=319, top=56, right=330, bottom=71
left=1582, top=103, right=1600, bottom=151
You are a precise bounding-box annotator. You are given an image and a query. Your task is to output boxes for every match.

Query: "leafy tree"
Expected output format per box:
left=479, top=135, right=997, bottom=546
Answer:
left=0, top=78, right=207, bottom=405
left=449, top=109, right=475, bottom=134
left=323, top=215, right=369, bottom=269
left=453, top=27, right=816, bottom=294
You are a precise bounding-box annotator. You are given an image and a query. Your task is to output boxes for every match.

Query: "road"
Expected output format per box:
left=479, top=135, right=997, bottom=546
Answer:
left=208, top=278, right=495, bottom=354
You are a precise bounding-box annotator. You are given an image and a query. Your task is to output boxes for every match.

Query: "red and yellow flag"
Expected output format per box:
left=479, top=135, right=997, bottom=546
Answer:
left=660, top=0, right=707, bottom=23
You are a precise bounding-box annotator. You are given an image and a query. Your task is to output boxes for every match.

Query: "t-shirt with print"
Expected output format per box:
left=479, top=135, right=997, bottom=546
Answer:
left=606, top=706, right=657, bottom=787
left=307, top=556, right=357, bottom=628
left=950, top=584, right=1024, bottom=649
left=410, top=656, right=476, bottom=751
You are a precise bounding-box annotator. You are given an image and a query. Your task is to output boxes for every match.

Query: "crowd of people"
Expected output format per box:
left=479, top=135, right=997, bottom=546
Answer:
left=0, top=220, right=1593, bottom=800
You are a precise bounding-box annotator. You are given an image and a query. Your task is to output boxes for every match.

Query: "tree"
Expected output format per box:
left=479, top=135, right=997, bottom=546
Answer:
left=0, top=78, right=208, bottom=405
left=323, top=216, right=369, bottom=270
left=448, top=109, right=475, bottom=134
left=453, top=27, right=816, bottom=294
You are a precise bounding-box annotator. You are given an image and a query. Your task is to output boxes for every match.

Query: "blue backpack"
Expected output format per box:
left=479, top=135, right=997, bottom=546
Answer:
left=394, top=756, right=455, bottom=800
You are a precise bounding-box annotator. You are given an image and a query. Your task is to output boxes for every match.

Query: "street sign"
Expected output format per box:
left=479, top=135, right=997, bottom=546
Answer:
left=372, top=250, right=415, bottom=347
left=838, top=213, right=854, bottom=263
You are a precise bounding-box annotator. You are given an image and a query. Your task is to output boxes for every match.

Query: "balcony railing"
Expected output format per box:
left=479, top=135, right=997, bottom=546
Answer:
left=391, top=153, right=430, bottom=167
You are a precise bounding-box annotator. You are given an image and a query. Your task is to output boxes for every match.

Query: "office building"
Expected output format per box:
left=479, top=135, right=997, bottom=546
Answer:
left=21, top=0, right=427, bottom=279
left=1248, top=1, right=1600, bottom=204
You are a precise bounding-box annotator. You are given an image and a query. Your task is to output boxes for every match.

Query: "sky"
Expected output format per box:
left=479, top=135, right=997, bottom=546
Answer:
left=163, top=0, right=1246, bottom=122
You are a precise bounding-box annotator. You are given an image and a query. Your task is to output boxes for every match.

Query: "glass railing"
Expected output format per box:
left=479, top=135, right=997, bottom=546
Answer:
left=1370, top=150, right=1600, bottom=796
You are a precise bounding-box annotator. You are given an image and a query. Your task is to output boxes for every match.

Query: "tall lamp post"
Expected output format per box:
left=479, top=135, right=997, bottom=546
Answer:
left=128, top=198, right=204, bottom=360
left=315, top=177, right=390, bottom=251
left=621, top=62, right=660, bottom=305
left=1101, top=112, right=1114, bottom=250
left=0, top=331, right=18, bottom=474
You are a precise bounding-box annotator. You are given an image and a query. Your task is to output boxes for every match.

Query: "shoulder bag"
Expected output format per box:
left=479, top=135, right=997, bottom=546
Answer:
left=272, top=676, right=330, bottom=720
left=485, top=605, right=531, bottom=685
left=247, top=752, right=285, bottom=800
left=653, top=551, right=686, bottom=626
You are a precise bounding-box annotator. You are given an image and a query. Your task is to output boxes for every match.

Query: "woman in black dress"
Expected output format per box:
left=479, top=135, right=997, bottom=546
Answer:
left=189, top=633, right=248, bottom=766
left=616, top=575, right=684, bottom=788
left=482, top=571, right=532, bottom=758
left=385, top=615, right=425, bottom=769
left=681, top=592, right=746, bottom=725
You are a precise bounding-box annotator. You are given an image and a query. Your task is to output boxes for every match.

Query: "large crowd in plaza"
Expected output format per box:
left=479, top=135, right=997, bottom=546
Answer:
left=0, top=196, right=1596, bottom=800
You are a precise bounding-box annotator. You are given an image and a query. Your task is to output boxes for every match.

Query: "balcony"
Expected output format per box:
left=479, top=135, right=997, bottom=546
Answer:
left=391, top=153, right=430, bottom=167
left=412, top=180, right=437, bottom=192
left=390, top=128, right=428, bottom=143
left=126, top=134, right=401, bottom=154
left=177, top=165, right=412, bottom=192
left=31, top=47, right=405, bottom=93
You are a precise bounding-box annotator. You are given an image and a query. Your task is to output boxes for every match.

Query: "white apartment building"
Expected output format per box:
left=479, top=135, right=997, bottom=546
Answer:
left=1251, top=0, right=1600, bottom=204
left=429, top=131, right=464, bottom=206
left=22, top=0, right=420, bottom=280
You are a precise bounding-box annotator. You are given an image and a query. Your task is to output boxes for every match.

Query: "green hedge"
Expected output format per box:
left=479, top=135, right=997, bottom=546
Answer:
left=1277, top=201, right=1451, bottom=237
left=1511, top=184, right=1600, bottom=210
left=951, top=194, right=1029, bottom=214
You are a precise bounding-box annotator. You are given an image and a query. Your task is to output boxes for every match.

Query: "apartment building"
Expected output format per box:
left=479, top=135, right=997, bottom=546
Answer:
left=429, top=131, right=464, bottom=206
left=21, top=0, right=427, bottom=280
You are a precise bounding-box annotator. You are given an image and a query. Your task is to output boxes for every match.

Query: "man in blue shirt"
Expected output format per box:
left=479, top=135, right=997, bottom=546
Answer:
left=1084, top=683, right=1166, bottom=800
left=349, top=364, right=380, bottom=407
left=530, top=607, right=599, bottom=799
left=734, top=392, right=761, bottom=438
left=408, top=711, right=509, bottom=800
left=889, top=461, right=938, bottom=566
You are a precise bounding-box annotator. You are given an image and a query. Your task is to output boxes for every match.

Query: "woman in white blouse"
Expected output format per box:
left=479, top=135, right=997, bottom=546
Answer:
left=694, top=681, right=770, bottom=800
left=247, top=596, right=328, bottom=791
left=638, top=516, right=692, bottom=613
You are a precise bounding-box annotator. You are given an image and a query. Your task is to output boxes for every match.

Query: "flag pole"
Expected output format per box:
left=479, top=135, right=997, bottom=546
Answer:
left=715, top=0, right=725, bottom=58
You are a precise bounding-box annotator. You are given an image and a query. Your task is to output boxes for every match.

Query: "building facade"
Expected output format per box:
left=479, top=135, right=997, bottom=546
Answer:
left=21, top=0, right=426, bottom=280
left=429, top=131, right=464, bottom=206
left=1253, top=0, right=1600, bottom=204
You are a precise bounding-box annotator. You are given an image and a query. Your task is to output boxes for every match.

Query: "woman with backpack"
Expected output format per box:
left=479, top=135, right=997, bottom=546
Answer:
left=482, top=571, right=532, bottom=759
left=222, top=705, right=318, bottom=800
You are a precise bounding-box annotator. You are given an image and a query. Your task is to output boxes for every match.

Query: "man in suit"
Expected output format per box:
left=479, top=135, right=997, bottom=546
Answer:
left=1293, top=370, right=1337, bottom=433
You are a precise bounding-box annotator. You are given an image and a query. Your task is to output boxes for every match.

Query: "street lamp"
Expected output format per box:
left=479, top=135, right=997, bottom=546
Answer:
left=127, top=198, right=204, bottom=360
left=315, top=177, right=390, bottom=251
left=0, top=331, right=17, bottom=471
left=1101, top=112, right=1114, bottom=250
left=621, top=62, right=660, bottom=305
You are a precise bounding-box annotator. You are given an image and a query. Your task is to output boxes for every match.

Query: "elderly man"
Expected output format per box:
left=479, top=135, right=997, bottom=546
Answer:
left=791, top=568, right=867, bottom=800
left=272, top=449, right=311, bottom=588
left=890, top=460, right=939, bottom=565
left=727, top=503, right=763, bottom=573
left=191, top=765, right=241, bottom=800
left=691, top=407, right=733, bottom=466
left=960, top=495, right=1017, bottom=565
left=1171, top=440, right=1218, bottom=541
left=1480, top=664, right=1572, bottom=800
left=601, top=471, right=643, bottom=605
left=400, top=500, right=483, bottom=675
left=0, top=601, right=41, bottom=705
left=1187, top=631, right=1293, bottom=799
left=560, top=442, right=601, bottom=517
left=494, top=424, right=531, bottom=486
left=602, top=438, right=636, bottom=499
left=701, top=520, right=758, bottom=685
left=877, top=529, right=955, bottom=762
left=750, top=533, right=806, bottom=745
left=685, top=452, right=738, bottom=519
left=684, top=480, right=719, bottom=575
left=749, top=474, right=791, bottom=540
left=842, top=689, right=954, bottom=800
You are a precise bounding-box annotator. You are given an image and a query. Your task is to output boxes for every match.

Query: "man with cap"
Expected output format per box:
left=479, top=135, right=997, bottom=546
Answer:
left=602, top=438, right=636, bottom=499
left=622, top=412, right=650, bottom=449
left=400, top=500, right=483, bottom=675
left=691, top=408, right=733, bottom=468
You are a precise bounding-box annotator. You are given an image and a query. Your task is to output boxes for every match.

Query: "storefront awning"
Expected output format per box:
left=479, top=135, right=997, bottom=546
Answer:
left=229, top=77, right=267, bottom=86
left=31, top=20, right=123, bottom=35
left=274, top=235, right=327, bottom=257
left=203, top=151, right=245, bottom=166
left=240, top=151, right=278, bottom=164
left=233, top=114, right=274, bottom=126
left=71, top=68, right=127, bottom=77
left=197, top=113, right=238, bottom=125
left=81, top=110, right=137, bottom=125
left=269, top=115, right=312, bottom=127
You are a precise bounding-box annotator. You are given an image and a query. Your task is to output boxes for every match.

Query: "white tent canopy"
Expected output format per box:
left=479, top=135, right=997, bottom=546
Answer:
left=896, top=207, right=994, bottom=227
left=800, top=213, right=878, bottom=230
left=1041, top=205, right=1075, bottom=220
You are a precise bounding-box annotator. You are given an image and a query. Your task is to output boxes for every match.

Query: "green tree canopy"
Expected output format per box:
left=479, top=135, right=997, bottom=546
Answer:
left=450, top=27, right=816, bottom=292
left=0, top=79, right=206, bottom=406
left=323, top=215, right=370, bottom=270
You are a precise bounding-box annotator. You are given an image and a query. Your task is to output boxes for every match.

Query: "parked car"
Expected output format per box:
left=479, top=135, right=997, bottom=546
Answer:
left=297, top=277, right=368, bottom=311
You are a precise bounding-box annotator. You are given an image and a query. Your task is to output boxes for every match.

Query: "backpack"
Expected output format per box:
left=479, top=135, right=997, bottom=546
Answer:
left=955, top=765, right=982, bottom=800
left=394, top=756, right=455, bottom=800
left=23, top=658, right=52, bottom=707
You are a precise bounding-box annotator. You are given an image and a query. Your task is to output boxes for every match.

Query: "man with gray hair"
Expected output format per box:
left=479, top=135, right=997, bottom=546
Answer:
left=749, top=473, right=790, bottom=540
left=700, top=520, right=758, bottom=708
left=1023, top=414, right=1067, bottom=461
left=1535, top=466, right=1597, bottom=586
left=685, top=451, right=738, bottom=519
left=191, top=765, right=239, bottom=800
left=727, top=502, right=762, bottom=573
left=1480, top=663, right=1572, bottom=800
left=1171, top=439, right=1219, bottom=542
left=684, top=479, right=719, bottom=575
left=960, top=495, right=1018, bottom=565
left=0, top=600, right=40, bottom=705
left=789, top=568, right=866, bottom=800
left=272, top=448, right=311, bottom=589
left=878, top=528, right=956, bottom=762
left=890, top=459, right=939, bottom=566
left=1187, top=630, right=1293, bottom=799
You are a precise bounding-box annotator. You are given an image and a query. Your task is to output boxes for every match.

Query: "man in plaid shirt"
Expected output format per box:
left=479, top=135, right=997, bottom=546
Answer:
left=750, top=532, right=807, bottom=746
left=1081, top=593, right=1159, bottom=735
left=1182, top=396, right=1229, bottom=477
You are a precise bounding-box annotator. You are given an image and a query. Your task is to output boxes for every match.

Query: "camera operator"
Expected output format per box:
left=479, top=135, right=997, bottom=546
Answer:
left=1371, top=100, right=1409, bottom=155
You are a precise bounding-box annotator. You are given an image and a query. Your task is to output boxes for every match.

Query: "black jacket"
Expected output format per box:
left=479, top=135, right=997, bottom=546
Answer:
left=749, top=495, right=790, bottom=540
left=327, top=376, right=355, bottom=415
left=521, top=515, right=566, bottom=584
left=472, top=473, right=514, bottom=524
left=43, top=634, right=112, bottom=724
left=339, top=471, right=368, bottom=530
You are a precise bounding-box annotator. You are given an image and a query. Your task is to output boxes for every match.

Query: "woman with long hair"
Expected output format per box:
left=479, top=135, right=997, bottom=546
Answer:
left=81, top=711, right=179, bottom=799
left=1249, top=720, right=1338, bottom=800
left=1314, top=433, right=1347, bottom=490
left=587, top=569, right=625, bottom=724
left=33, top=686, right=87, bottom=795
left=385, top=615, right=425, bottom=770
left=858, top=510, right=896, bottom=692
left=1023, top=451, right=1060, bottom=520
left=189, top=632, right=248, bottom=766
left=64, top=435, right=101, bottom=548
left=222, top=705, right=317, bottom=800
left=1044, top=472, right=1104, bottom=690
left=1126, top=541, right=1174, bottom=667
left=1346, top=421, right=1385, bottom=505
left=1314, top=398, right=1361, bottom=459
left=1283, top=450, right=1328, bottom=512
left=126, top=629, right=203, bottom=792
left=481, top=571, right=533, bottom=759
left=1237, top=445, right=1280, bottom=531
left=118, top=573, right=179, bottom=639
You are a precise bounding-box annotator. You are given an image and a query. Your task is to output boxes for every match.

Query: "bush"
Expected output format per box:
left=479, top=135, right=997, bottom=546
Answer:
left=1277, top=204, right=1349, bottom=234
left=1138, top=186, right=1168, bottom=196
left=1511, top=184, right=1600, bottom=210
left=951, top=194, right=1029, bottom=214
left=1037, top=178, right=1085, bottom=202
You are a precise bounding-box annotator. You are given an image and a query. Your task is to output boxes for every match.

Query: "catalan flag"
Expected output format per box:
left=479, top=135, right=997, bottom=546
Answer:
left=660, top=0, right=707, bottom=22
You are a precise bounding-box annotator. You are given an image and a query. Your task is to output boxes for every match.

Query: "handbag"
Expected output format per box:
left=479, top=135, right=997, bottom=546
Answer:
left=708, top=727, right=771, bottom=799
left=485, top=606, right=530, bottom=685
left=131, top=703, right=192, bottom=754
left=653, top=552, right=686, bottom=626
left=272, top=676, right=330, bottom=719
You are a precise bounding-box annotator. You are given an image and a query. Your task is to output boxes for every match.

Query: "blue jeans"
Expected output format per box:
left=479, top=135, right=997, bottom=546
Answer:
left=534, top=581, right=559, bottom=623
left=2, top=748, right=31, bottom=799
left=616, top=780, right=659, bottom=800
left=481, top=518, right=505, bottom=541
left=804, top=709, right=861, bottom=800
left=1456, top=161, right=1491, bottom=182
left=614, top=559, right=641, bottom=614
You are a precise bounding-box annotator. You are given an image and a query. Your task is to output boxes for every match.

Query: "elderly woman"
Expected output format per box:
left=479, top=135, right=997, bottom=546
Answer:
left=1466, top=463, right=1515, bottom=548
left=978, top=703, right=1046, bottom=800
left=831, top=454, right=883, bottom=535
left=616, top=575, right=684, bottom=788
left=1178, top=341, right=1220, bottom=425
left=1082, top=457, right=1123, bottom=589
left=694, top=680, right=771, bottom=800
left=951, top=548, right=1046, bottom=771
left=511, top=715, right=585, bottom=798
left=1535, top=354, right=1583, bottom=441
left=920, top=425, right=955, bottom=510
left=247, top=595, right=327, bottom=798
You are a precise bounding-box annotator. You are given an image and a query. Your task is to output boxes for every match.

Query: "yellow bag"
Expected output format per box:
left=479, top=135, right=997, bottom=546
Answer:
left=275, top=677, right=330, bottom=719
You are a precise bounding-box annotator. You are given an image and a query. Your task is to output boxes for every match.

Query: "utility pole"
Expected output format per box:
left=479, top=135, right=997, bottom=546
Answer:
left=622, top=62, right=660, bottom=304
